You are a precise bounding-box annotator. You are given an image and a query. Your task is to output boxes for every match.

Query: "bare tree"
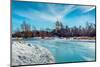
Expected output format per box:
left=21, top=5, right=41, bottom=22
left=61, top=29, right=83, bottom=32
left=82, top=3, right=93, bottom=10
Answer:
left=20, top=20, right=31, bottom=38
left=21, top=20, right=31, bottom=32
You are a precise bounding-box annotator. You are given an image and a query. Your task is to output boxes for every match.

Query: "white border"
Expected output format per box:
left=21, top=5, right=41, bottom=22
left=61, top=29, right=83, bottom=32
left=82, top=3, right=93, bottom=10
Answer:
left=0, top=0, right=100, bottom=67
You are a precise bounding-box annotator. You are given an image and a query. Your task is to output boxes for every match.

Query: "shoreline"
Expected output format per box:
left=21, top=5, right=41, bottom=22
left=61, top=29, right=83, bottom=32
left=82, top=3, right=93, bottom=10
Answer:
left=12, top=36, right=95, bottom=41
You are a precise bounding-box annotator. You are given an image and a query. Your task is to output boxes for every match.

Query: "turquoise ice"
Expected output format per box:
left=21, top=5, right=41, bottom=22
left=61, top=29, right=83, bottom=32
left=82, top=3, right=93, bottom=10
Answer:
left=21, top=38, right=95, bottom=63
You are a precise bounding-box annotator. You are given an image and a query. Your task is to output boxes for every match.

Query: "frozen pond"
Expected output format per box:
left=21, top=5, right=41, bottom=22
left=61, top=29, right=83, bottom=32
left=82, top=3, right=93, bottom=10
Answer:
left=12, top=38, right=96, bottom=63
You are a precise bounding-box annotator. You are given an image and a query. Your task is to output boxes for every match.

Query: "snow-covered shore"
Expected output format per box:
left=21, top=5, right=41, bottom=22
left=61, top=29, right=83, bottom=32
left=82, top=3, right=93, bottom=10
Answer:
left=12, top=37, right=95, bottom=41
left=12, top=41, right=55, bottom=66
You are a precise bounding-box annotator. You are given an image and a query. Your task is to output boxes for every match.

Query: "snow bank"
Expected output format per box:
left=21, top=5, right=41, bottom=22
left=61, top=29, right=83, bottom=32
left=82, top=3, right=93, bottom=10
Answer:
left=12, top=41, right=55, bottom=66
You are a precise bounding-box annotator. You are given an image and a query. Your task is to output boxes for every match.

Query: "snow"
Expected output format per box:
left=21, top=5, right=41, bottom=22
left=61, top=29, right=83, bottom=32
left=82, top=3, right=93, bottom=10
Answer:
left=12, top=41, right=55, bottom=66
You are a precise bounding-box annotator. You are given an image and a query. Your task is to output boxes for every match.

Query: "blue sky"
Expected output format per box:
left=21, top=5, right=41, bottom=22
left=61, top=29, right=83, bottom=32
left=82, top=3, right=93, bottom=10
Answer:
left=12, top=1, right=96, bottom=32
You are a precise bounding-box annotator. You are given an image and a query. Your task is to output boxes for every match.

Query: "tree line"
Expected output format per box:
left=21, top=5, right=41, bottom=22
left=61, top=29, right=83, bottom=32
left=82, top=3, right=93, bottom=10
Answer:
left=12, top=21, right=96, bottom=38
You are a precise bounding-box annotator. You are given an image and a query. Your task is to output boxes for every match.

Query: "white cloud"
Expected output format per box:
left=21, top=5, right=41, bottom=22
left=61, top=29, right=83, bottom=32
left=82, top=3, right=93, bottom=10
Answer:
left=80, top=6, right=95, bottom=13
left=13, top=8, right=56, bottom=23
left=47, top=4, right=76, bottom=20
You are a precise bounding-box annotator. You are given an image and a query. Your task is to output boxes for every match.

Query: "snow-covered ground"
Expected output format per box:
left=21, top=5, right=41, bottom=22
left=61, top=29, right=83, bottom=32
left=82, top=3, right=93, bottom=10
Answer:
left=12, top=41, right=55, bottom=66
left=12, top=38, right=95, bottom=66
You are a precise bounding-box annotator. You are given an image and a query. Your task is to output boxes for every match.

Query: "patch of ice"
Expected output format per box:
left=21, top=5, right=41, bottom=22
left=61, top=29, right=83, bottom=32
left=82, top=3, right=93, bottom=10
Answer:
left=12, top=41, right=55, bottom=66
left=82, top=56, right=95, bottom=61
